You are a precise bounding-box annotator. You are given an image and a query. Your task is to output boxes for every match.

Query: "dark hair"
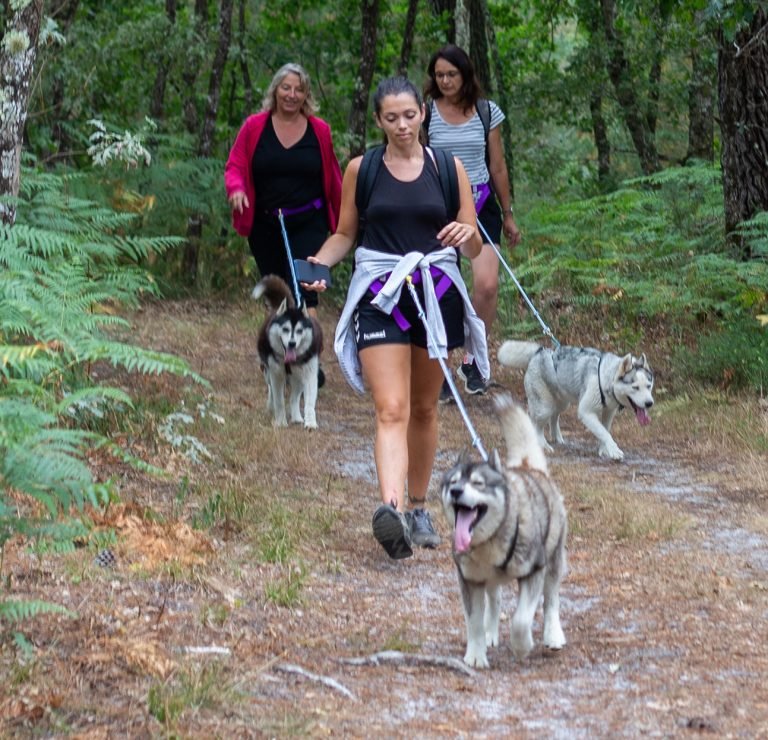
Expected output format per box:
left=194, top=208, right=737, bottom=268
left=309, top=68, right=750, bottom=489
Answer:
left=372, top=76, right=423, bottom=116
left=424, top=44, right=483, bottom=114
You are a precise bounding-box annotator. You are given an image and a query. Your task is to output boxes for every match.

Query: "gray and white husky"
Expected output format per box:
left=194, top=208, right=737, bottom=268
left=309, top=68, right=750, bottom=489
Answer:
left=440, top=395, right=567, bottom=669
left=498, top=340, right=654, bottom=461
left=253, top=275, right=322, bottom=430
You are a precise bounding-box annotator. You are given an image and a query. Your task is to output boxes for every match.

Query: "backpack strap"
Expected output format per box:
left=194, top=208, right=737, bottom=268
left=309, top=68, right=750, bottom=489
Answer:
left=429, top=147, right=459, bottom=222
left=355, top=144, right=386, bottom=242
left=477, top=98, right=491, bottom=169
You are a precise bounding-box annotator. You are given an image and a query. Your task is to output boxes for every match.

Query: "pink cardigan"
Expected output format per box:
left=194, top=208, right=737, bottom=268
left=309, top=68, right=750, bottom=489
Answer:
left=224, top=111, right=343, bottom=237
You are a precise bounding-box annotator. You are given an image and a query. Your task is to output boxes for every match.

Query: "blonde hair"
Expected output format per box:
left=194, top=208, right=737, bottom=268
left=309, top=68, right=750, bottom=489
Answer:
left=262, top=63, right=319, bottom=116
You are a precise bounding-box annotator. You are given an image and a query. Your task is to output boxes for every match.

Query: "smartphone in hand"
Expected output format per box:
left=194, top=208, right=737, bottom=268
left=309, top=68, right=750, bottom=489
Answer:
left=294, top=259, right=332, bottom=287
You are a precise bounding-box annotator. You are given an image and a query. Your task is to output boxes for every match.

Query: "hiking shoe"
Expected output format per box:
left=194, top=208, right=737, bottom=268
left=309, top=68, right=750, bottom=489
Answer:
left=407, top=508, right=441, bottom=549
left=457, top=360, right=488, bottom=395
left=372, top=504, right=413, bottom=560
left=439, top=378, right=454, bottom=404
left=317, top=365, right=325, bottom=389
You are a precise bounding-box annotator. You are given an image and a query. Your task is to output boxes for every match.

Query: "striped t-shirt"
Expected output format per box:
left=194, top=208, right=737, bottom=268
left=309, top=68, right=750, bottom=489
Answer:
left=427, top=99, right=505, bottom=186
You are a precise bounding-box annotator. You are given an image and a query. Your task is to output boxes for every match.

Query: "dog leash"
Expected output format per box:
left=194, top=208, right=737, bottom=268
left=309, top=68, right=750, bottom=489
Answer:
left=404, top=275, right=489, bottom=462
left=476, top=218, right=560, bottom=349
left=277, top=209, right=303, bottom=306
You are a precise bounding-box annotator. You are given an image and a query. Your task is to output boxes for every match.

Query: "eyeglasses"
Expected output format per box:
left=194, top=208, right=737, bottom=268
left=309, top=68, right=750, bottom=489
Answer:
left=435, top=71, right=459, bottom=80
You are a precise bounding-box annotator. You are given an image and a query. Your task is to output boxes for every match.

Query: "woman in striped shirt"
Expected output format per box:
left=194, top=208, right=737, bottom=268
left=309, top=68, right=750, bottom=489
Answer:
left=424, top=45, right=521, bottom=396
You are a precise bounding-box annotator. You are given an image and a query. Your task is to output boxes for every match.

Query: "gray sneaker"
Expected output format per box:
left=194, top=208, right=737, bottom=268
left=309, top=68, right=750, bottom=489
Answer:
left=457, top=360, right=488, bottom=395
left=407, top=508, right=441, bottom=549
left=372, top=504, right=413, bottom=560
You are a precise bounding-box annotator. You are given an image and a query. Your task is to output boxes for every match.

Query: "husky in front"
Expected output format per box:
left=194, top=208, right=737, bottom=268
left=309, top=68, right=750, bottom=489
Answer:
left=440, top=394, right=567, bottom=669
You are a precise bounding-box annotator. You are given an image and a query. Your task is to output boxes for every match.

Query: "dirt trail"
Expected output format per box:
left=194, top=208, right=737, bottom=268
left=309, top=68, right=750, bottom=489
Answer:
left=2, top=298, right=767, bottom=738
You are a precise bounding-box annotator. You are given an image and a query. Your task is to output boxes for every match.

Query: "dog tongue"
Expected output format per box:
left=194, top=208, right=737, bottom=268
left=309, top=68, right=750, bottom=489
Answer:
left=284, top=349, right=297, bottom=364
left=635, top=406, right=651, bottom=426
left=454, top=508, right=478, bottom=553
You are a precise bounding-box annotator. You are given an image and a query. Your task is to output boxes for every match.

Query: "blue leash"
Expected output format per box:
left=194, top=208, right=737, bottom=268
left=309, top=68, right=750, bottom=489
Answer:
left=404, top=276, right=489, bottom=462
left=476, top=218, right=560, bottom=349
left=277, top=209, right=303, bottom=306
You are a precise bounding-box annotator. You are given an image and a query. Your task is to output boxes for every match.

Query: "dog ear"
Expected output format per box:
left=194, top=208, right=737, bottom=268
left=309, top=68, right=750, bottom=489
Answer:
left=277, top=297, right=289, bottom=314
left=619, top=353, right=634, bottom=375
left=490, top=448, right=503, bottom=472
left=635, top=353, right=651, bottom=371
left=455, top=448, right=472, bottom=466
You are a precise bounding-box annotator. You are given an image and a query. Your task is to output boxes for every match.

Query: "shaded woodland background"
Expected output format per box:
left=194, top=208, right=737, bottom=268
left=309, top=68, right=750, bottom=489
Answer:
left=0, top=0, right=766, bottom=645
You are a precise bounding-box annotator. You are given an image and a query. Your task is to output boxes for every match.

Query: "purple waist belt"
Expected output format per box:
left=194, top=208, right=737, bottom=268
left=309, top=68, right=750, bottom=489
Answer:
left=473, top=183, right=491, bottom=214
left=368, top=266, right=453, bottom=331
left=270, top=197, right=324, bottom=217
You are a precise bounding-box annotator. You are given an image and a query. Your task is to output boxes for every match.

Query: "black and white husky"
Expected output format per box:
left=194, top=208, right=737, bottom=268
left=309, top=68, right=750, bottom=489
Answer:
left=441, top=395, right=567, bottom=669
left=498, top=340, right=654, bottom=461
left=252, top=275, right=323, bottom=430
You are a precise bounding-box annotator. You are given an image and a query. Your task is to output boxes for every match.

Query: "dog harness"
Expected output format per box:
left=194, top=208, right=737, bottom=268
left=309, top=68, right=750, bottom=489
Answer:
left=597, top=354, right=623, bottom=409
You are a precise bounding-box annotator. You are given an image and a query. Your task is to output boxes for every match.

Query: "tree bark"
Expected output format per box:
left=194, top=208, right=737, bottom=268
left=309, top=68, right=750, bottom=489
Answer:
left=183, top=0, right=234, bottom=284
left=599, top=0, right=660, bottom=174
left=398, top=0, right=418, bottom=76
left=467, top=0, right=490, bottom=92
left=485, top=3, right=514, bottom=199
left=47, top=0, right=80, bottom=159
left=0, top=0, right=44, bottom=225
left=428, top=0, right=456, bottom=43
left=347, top=0, right=379, bottom=158
left=237, top=0, right=253, bottom=115
left=718, top=10, right=768, bottom=259
left=150, top=0, right=177, bottom=120
left=686, top=18, right=715, bottom=163
left=181, top=0, right=210, bottom=136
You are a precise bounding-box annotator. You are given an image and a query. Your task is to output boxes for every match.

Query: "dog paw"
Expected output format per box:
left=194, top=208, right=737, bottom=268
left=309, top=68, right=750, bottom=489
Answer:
left=485, top=630, right=499, bottom=648
left=599, top=443, right=624, bottom=461
left=543, top=626, right=566, bottom=650
left=303, top=420, right=318, bottom=430
left=273, top=418, right=288, bottom=428
left=510, top=628, right=534, bottom=661
left=464, top=647, right=489, bottom=669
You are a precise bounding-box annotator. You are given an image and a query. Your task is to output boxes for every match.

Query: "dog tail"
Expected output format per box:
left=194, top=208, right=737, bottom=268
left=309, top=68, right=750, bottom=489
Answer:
left=493, top=393, right=549, bottom=474
left=497, top=340, right=541, bottom=370
left=251, top=275, right=296, bottom=311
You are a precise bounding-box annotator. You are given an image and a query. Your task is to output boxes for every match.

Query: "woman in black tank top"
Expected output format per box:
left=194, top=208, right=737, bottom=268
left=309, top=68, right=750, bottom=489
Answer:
left=304, top=77, right=483, bottom=561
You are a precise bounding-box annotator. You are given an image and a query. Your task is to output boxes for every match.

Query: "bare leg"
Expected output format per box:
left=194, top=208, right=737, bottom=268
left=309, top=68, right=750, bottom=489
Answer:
left=406, top=346, right=444, bottom=504
left=469, top=242, right=500, bottom=338
left=359, top=343, right=412, bottom=511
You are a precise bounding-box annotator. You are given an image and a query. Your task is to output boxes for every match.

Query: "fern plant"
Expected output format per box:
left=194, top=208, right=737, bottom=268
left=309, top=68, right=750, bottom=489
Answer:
left=0, top=166, right=207, bottom=642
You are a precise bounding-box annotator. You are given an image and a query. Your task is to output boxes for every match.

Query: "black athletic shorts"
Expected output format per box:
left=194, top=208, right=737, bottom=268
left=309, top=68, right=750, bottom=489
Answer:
left=354, top=282, right=465, bottom=352
left=477, top=194, right=502, bottom=246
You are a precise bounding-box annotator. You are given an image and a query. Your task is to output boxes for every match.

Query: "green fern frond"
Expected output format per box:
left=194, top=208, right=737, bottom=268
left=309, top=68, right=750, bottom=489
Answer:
left=0, top=599, right=73, bottom=623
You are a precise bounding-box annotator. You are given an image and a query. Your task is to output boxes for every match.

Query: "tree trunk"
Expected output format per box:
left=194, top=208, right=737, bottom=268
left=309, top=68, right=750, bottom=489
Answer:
left=467, top=0, right=490, bottom=91
left=590, top=90, right=612, bottom=185
left=237, top=0, right=253, bottom=115
left=718, top=10, right=768, bottom=259
left=48, top=0, right=80, bottom=159
left=485, top=3, right=514, bottom=199
left=150, top=0, right=177, bottom=120
left=599, top=0, right=660, bottom=174
left=183, top=0, right=234, bottom=285
left=398, top=0, right=418, bottom=76
left=182, top=0, right=210, bottom=136
left=686, top=19, right=715, bottom=163
left=0, top=0, right=44, bottom=225
left=347, top=0, right=379, bottom=158
left=428, top=0, right=456, bottom=43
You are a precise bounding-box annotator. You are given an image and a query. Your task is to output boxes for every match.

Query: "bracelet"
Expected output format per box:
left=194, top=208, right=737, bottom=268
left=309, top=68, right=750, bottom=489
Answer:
left=503, top=207, right=514, bottom=216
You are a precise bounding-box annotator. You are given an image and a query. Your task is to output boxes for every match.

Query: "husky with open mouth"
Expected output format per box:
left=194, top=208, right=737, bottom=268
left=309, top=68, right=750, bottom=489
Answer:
left=440, top=395, right=567, bottom=669
left=498, top=340, right=654, bottom=461
left=253, top=275, right=323, bottom=429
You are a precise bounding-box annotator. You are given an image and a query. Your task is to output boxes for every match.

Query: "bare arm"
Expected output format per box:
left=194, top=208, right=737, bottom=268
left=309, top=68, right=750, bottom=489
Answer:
left=487, top=127, right=521, bottom=247
left=304, top=157, right=362, bottom=291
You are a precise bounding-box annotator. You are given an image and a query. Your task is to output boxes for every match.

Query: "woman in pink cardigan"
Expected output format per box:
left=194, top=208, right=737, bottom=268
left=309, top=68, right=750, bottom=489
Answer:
left=225, top=63, right=342, bottom=322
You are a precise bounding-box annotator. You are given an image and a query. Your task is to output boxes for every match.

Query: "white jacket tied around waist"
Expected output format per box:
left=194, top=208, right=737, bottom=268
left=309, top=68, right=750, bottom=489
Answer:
left=334, top=246, right=489, bottom=393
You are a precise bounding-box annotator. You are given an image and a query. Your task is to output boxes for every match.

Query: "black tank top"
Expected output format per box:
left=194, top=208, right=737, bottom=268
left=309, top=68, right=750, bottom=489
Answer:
left=362, top=150, right=447, bottom=256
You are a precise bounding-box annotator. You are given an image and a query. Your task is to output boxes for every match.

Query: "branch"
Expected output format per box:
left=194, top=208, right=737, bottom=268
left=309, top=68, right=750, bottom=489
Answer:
left=275, top=663, right=356, bottom=700
left=339, top=649, right=476, bottom=677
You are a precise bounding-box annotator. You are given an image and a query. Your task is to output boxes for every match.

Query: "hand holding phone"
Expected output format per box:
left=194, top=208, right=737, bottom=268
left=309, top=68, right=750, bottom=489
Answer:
left=294, top=259, right=332, bottom=288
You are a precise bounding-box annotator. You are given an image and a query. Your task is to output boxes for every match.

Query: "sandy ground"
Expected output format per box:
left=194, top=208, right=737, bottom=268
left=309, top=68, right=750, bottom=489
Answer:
left=1, top=298, right=767, bottom=738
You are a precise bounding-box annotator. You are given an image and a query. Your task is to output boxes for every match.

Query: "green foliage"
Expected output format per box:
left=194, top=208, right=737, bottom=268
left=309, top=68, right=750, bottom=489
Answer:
left=0, top=166, right=205, bottom=637
left=505, top=163, right=768, bottom=390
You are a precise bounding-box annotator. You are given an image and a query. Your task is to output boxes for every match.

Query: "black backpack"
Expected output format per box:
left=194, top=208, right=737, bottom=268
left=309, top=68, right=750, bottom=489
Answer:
left=422, top=98, right=492, bottom=168
left=354, top=144, right=459, bottom=242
